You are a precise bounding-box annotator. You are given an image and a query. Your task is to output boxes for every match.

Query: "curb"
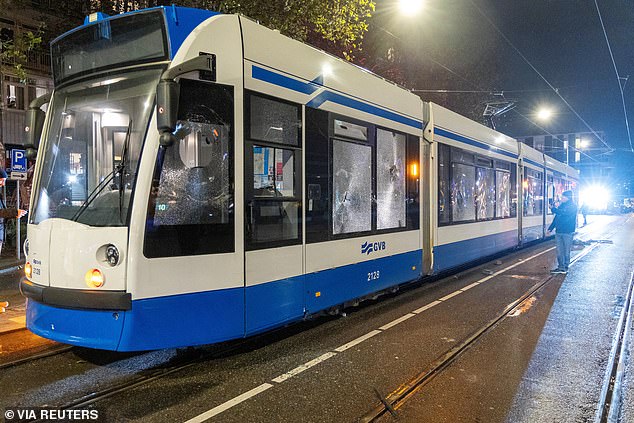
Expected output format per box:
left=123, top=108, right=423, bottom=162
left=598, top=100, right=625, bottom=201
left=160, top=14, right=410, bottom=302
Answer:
left=0, top=264, right=22, bottom=276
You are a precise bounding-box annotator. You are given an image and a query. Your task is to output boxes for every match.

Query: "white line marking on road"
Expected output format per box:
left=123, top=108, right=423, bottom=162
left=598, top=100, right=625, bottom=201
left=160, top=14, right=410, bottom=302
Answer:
left=379, top=313, right=416, bottom=331
left=412, top=300, right=442, bottom=314
left=461, top=282, right=481, bottom=291
left=438, top=290, right=463, bottom=302
left=272, top=352, right=337, bottom=383
left=334, top=330, right=382, bottom=352
left=184, top=383, right=274, bottom=423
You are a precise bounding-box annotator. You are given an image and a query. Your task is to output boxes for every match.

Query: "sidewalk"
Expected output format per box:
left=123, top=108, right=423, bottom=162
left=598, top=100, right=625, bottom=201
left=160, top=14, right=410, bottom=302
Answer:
left=0, top=253, right=26, bottom=334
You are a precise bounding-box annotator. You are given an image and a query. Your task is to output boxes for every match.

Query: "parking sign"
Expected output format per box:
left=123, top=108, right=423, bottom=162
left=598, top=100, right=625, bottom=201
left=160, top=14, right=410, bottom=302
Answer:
left=10, top=149, right=27, bottom=180
left=11, top=149, right=26, bottom=172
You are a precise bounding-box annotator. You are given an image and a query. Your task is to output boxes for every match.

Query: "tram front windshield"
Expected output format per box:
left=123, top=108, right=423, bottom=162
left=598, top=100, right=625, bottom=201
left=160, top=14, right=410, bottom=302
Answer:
left=31, top=68, right=161, bottom=226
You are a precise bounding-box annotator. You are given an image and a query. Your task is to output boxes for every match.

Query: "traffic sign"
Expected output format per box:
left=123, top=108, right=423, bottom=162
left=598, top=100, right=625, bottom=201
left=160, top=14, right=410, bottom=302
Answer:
left=11, top=149, right=26, bottom=172
left=10, top=171, right=27, bottom=180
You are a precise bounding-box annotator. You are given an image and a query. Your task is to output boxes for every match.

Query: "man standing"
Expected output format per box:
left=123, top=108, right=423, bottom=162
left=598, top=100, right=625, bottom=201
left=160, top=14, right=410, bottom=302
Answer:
left=0, top=169, right=27, bottom=255
left=547, top=190, right=578, bottom=274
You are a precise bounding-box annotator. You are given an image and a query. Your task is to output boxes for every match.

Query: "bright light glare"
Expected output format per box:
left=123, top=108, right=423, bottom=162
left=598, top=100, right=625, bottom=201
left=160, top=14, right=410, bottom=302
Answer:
left=537, top=107, right=553, bottom=121
left=579, top=139, right=589, bottom=148
left=67, top=175, right=77, bottom=184
left=580, top=185, right=610, bottom=211
left=399, top=0, right=424, bottom=15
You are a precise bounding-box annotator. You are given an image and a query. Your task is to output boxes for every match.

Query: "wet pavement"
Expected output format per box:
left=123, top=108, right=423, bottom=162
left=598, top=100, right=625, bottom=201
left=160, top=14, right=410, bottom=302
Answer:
left=0, top=215, right=632, bottom=422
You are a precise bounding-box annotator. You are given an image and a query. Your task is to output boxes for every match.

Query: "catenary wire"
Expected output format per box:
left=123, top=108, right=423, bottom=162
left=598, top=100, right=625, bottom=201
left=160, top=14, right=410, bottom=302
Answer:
left=593, top=0, right=633, bottom=152
left=466, top=0, right=613, bottom=152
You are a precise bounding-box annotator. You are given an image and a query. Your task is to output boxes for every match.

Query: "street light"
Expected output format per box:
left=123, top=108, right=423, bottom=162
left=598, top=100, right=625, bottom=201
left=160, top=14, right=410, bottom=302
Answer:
left=398, top=0, right=425, bottom=16
left=536, top=107, right=553, bottom=121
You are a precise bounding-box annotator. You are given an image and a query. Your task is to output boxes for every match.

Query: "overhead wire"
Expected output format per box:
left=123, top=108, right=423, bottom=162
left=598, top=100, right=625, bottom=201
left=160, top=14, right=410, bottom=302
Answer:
left=593, top=0, right=633, bottom=152
left=466, top=0, right=614, bottom=152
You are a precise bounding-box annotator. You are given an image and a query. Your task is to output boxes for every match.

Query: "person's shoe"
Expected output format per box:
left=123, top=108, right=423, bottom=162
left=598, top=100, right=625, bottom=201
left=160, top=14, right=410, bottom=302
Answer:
left=550, top=268, right=567, bottom=274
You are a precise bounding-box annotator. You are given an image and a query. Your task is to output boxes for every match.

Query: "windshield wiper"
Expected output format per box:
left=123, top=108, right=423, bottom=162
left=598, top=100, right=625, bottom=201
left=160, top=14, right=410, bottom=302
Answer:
left=118, top=119, right=132, bottom=224
left=71, top=119, right=133, bottom=223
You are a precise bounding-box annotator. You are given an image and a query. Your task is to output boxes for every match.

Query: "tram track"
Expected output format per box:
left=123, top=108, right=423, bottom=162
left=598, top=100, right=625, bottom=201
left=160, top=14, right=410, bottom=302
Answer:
left=0, top=328, right=73, bottom=370
left=359, top=242, right=601, bottom=422
left=594, top=270, right=634, bottom=423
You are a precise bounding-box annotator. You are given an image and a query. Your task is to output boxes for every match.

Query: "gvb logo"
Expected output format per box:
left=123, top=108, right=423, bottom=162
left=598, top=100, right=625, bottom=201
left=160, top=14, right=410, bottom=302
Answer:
left=361, top=241, right=386, bottom=255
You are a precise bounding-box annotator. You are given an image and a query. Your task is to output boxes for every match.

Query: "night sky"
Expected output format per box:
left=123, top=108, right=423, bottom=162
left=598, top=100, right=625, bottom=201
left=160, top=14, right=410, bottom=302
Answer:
left=368, top=0, right=634, bottom=158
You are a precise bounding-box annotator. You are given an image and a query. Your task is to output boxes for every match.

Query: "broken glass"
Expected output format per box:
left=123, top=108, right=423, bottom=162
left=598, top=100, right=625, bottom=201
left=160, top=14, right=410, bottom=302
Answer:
left=377, top=129, right=406, bottom=229
left=451, top=163, right=476, bottom=222
left=332, top=140, right=372, bottom=234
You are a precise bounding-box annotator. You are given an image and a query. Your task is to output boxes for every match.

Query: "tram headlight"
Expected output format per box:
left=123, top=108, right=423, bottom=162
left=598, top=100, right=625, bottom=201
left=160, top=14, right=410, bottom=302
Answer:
left=105, top=244, right=120, bottom=267
left=85, top=268, right=105, bottom=288
left=25, top=262, right=32, bottom=280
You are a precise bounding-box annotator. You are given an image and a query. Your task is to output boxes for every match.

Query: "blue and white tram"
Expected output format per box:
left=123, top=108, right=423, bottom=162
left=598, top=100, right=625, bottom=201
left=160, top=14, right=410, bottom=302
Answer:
left=20, top=6, right=573, bottom=351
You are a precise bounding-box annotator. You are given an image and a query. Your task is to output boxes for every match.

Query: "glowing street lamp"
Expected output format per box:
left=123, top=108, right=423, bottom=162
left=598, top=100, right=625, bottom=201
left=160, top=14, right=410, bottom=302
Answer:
left=399, top=0, right=425, bottom=16
left=536, top=107, right=553, bottom=121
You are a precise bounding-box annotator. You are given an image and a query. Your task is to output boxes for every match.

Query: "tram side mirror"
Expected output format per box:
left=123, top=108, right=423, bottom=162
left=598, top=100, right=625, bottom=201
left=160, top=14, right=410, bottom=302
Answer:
left=156, top=54, right=215, bottom=147
left=24, top=92, right=51, bottom=151
left=157, top=80, right=179, bottom=147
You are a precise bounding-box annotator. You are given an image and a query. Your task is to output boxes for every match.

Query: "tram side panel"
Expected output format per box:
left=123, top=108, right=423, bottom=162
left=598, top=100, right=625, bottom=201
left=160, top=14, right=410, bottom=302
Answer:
left=428, top=104, right=520, bottom=273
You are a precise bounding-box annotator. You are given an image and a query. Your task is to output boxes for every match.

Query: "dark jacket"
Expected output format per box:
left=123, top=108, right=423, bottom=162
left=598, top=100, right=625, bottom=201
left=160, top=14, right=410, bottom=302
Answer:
left=548, top=200, right=578, bottom=233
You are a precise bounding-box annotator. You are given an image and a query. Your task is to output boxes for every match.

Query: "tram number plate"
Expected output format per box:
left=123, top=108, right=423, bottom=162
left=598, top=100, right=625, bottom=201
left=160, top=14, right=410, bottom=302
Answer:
left=367, top=270, right=380, bottom=281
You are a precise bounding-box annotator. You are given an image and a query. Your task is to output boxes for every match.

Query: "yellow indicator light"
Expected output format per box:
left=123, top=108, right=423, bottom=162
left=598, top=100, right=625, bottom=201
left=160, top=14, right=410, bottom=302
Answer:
left=85, top=268, right=105, bottom=288
left=410, top=163, right=418, bottom=177
left=522, top=180, right=529, bottom=189
left=25, top=262, right=32, bottom=279
left=315, top=291, right=321, bottom=298
left=412, top=266, right=416, bottom=271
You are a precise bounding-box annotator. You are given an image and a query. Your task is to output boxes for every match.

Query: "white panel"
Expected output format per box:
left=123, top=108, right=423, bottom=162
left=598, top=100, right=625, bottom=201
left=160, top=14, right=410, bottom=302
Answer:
left=436, top=218, right=518, bottom=246
left=246, top=245, right=303, bottom=286
left=430, top=103, right=519, bottom=157
left=306, top=230, right=420, bottom=274
left=240, top=17, right=423, bottom=136
left=47, top=220, right=128, bottom=290
left=25, top=222, right=51, bottom=287
left=522, top=215, right=544, bottom=229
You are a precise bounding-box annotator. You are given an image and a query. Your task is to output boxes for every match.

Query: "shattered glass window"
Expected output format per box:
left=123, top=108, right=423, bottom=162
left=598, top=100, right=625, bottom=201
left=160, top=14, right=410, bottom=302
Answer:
left=153, top=121, right=231, bottom=226
left=496, top=170, right=511, bottom=218
left=451, top=163, right=476, bottom=222
left=438, top=143, right=451, bottom=225
left=333, top=139, right=372, bottom=234
left=250, top=95, right=300, bottom=145
left=377, top=129, right=406, bottom=230
left=144, top=79, right=234, bottom=257
left=523, top=172, right=544, bottom=216
left=476, top=167, right=495, bottom=220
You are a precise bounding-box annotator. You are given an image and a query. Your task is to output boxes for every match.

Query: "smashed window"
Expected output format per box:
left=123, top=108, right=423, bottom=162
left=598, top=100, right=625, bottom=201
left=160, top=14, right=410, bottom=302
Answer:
left=377, top=129, right=406, bottom=229
left=333, top=139, right=372, bottom=234
left=144, top=79, right=234, bottom=257
left=476, top=167, right=495, bottom=220
left=451, top=163, right=476, bottom=222
left=250, top=95, right=300, bottom=145
left=496, top=170, right=511, bottom=218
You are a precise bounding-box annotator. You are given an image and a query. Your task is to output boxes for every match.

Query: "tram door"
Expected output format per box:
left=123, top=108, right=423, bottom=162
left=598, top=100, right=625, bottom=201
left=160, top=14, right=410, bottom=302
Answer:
left=243, top=93, right=304, bottom=334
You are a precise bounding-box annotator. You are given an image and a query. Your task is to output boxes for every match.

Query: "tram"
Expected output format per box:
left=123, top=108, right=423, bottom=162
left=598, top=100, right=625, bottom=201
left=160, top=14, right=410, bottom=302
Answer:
left=19, top=6, right=578, bottom=351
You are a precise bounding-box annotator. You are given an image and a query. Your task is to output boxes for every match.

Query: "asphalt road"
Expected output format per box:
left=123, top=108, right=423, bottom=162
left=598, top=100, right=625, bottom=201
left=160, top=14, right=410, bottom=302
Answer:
left=1, top=215, right=631, bottom=423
